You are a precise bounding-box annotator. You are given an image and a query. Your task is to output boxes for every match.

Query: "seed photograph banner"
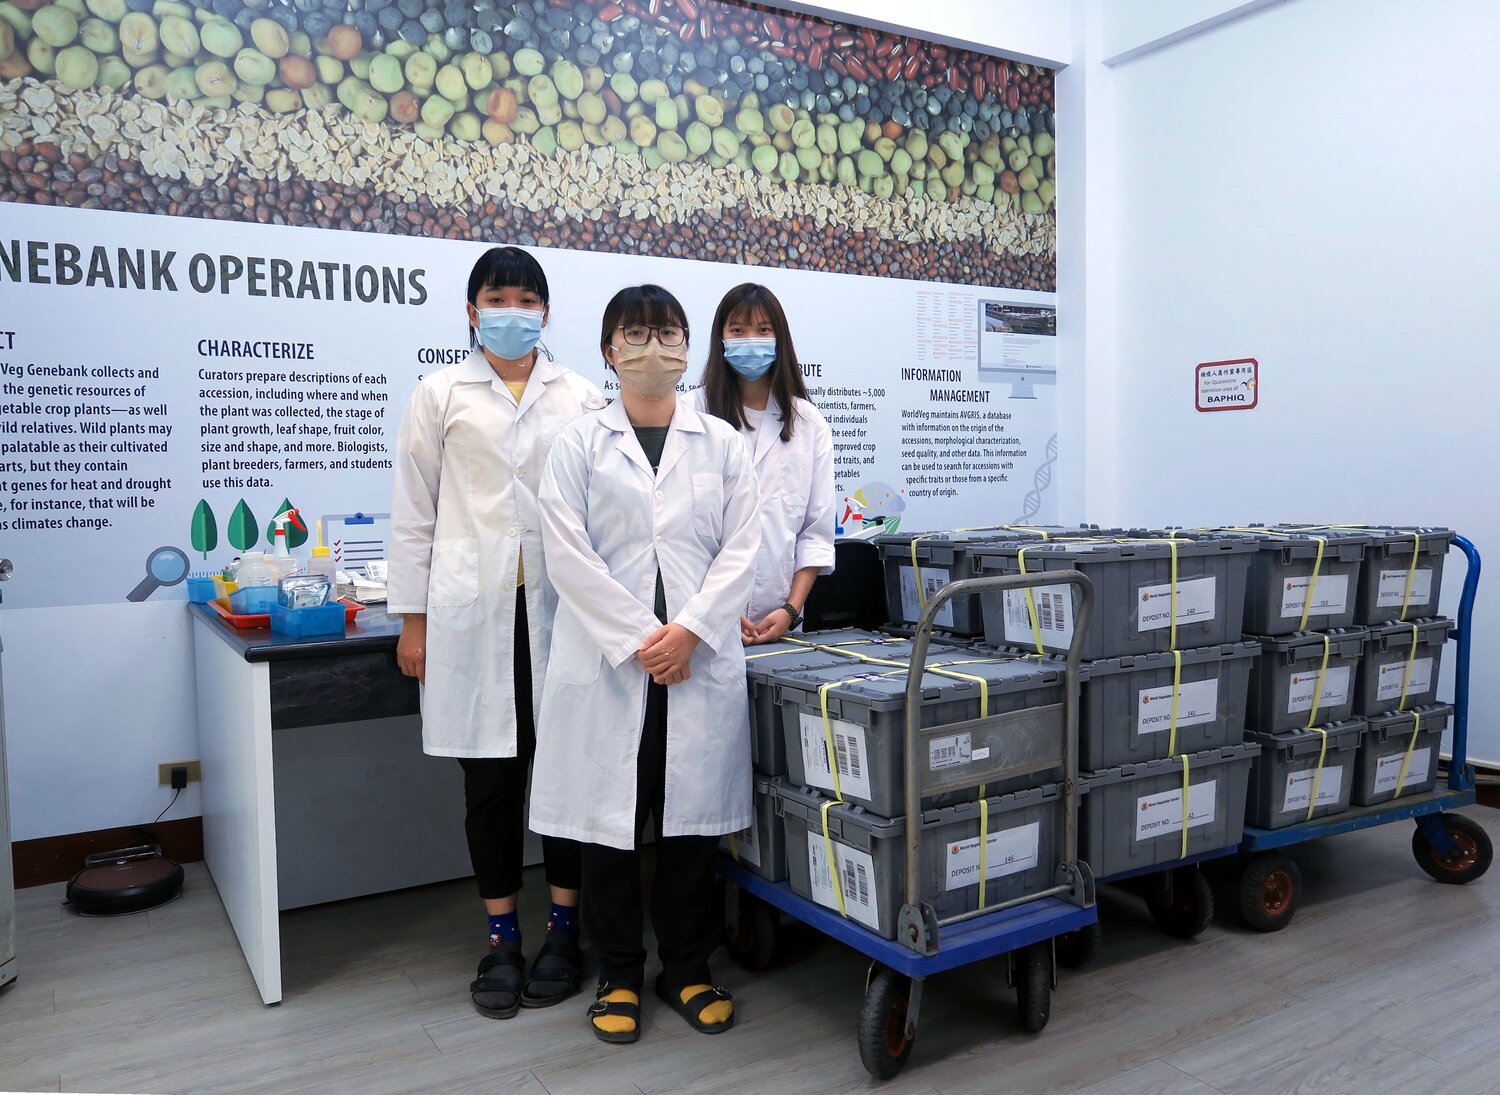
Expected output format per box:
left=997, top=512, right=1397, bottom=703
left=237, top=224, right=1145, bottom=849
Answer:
left=0, top=0, right=1060, bottom=608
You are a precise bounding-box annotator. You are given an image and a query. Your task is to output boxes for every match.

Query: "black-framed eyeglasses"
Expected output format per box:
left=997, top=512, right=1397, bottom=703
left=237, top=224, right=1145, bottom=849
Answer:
left=618, top=324, right=687, bottom=347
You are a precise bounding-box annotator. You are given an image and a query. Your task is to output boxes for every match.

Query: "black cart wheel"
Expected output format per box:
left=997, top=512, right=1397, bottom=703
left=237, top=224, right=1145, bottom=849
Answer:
left=1413, top=813, right=1494, bottom=885
left=724, top=888, right=778, bottom=971
left=1146, top=866, right=1214, bottom=938
left=1054, top=920, right=1102, bottom=969
left=1014, top=942, right=1052, bottom=1033
left=1238, top=852, right=1301, bottom=933
left=858, top=965, right=915, bottom=1080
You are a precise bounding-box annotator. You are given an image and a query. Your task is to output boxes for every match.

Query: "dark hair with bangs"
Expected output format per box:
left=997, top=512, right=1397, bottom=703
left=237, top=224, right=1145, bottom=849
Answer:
left=700, top=283, right=808, bottom=442
left=466, top=246, right=548, bottom=348
left=598, top=284, right=690, bottom=369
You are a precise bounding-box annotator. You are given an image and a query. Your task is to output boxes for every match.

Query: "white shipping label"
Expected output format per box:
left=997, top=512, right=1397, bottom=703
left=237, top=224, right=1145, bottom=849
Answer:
left=899, top=564, right=954, bottom=628
left=807, top=839, right=881, bottom=931
left=1376, top=657, right=1434, bottom=701
left=1374, top=748, right=1433, bottom=794
left=945, top=821, right=1041, bottom=891
left=723, top=818, right=762, bottom=869
left=1137, top=577, right=1217, bottom=633
left=1286, top=666, right=1352, bottom=715
left=1279, top=573, right=1350, bottom=620
left=798, top=711, right=874, bottom=802
left=1377, top=568, right=1434, bottom=609
left=1137, top=678, right=1220, bottom=734
left=1135, top=779, right=1218, bottom=841
left=1282, top=765, right=1345, bottom=812
left=929, top=732, right=973, bottom=771
left=1002, top=587, right=1075, bottom=647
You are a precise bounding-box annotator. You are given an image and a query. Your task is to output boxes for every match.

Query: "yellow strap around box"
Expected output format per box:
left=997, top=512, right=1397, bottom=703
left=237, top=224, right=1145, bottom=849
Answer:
left=1399, top=531, right=1423, bottom=622
left=1306, top=726, right=1329, bottom=822
left=1016, top=545, right=1046, bottom=654
left=978, top=796, right=991, bottom=907
left=818, top=798, right=848, bottom=919
left=1394, top=709, right=1423, bottom=799
left=1167, top=649, right=1183, bottom=756
left=1178, top=755, right=1191, bottom=860
left=726, top=834, right=740, bottom=863
left=1306, top=634, right=1331, bottom=729
left=1397, top=622, right=1420, bottom=711
left=1297, top=535, right=1328, bottom=633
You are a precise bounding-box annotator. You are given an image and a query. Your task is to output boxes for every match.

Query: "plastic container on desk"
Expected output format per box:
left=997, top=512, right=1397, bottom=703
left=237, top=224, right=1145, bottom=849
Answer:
left=269, top=601, right=348, bottom=638
left=185, top=576, right=217, bottom=603
left=229, top=586, right=279, bottom=615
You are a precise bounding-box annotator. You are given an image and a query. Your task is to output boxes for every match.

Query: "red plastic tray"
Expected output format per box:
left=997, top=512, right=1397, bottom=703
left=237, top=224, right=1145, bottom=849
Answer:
left=210, top=598, right=365, bottom=631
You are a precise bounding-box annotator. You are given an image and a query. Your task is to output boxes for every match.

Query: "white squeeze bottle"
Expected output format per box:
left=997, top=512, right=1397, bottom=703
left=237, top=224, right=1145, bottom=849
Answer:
left=268, top=508, right=306, bottom=579
left=307, top=519, right=336, bottom=581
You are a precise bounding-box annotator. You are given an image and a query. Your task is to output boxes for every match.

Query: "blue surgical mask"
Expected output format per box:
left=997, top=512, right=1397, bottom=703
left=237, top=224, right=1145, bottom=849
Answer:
left=723, top=337, right=777, bottom=380
left=476, top=307, right=543, bottom=361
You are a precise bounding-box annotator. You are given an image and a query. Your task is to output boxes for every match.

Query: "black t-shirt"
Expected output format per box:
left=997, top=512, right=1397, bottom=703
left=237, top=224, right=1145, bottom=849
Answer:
left=633, top=425, right=670, bottom=625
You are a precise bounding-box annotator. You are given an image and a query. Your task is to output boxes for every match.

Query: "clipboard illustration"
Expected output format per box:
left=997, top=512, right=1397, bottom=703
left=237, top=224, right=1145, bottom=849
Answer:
left=323, top=512, right=390, bottom=576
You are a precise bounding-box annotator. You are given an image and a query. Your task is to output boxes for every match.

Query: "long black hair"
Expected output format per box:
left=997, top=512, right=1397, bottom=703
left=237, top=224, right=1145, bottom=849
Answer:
left=700, top=283, right=807, bottom=442
left=598, top=284, right=690, bottom=370
left=466, top=246, right=549, bottom=346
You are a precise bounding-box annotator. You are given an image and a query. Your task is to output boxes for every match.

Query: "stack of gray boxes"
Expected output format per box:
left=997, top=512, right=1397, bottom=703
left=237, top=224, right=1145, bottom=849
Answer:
left=969, top=536, right=1263, bottom=879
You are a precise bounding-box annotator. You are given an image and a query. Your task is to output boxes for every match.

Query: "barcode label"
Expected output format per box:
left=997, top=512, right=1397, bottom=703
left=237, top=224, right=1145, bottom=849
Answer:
left=798, top=711, right=874, bottom=801
left=898, top=564, right=955, bottom=628
left=1002, top=587, right=1075, bottom=648
left=807, top=839, right=880, bottom=930
left=929, top=732, right=973, bottom=771
left=1376, top=658, right=1434, bottom=701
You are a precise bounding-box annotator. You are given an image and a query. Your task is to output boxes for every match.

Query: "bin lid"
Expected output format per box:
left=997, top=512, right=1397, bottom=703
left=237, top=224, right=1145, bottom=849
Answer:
left=971, top=536, right=1258, bottom=565
left=769, top=650, right=1062, bottom=710
left=1078, top=641, right=1261, bottom=680
left=877, top=525, right=1116, bottom=552
left=1245, top=718, right=1367, bottom=755
left=1179, top=528, right=1370, bottom=560
left=1365, top=702, right=1453, bottom=736
left=1078, top=742, right=1263, bottom=790
left=1274, top=525, right=1455, bottom=554
left=1364, top=617, right=1452, bottom=646
left=770, top=779, right=907, bottom=837
left=746, top=634, right=948, bottom=681
left=1251, top=627, right=1368, bottom=655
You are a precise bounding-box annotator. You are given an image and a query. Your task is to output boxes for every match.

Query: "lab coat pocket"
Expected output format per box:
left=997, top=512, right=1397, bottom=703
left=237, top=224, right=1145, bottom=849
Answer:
left=691, top=473, right=724, bottom=541
left=428, top=536, right=479, bottom=608
left=546, top=611, right=602, bottom=685
left=710, top=642, right=746, bottom=685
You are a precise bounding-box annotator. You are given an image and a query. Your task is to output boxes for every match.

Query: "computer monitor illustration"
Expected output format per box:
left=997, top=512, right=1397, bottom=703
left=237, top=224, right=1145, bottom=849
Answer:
left=977, top=299, right=1057, bottom=399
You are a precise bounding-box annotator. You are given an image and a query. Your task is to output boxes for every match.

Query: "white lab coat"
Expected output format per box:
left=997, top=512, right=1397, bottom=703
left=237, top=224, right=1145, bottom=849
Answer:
left=686, top=389, right=836, bottom=621
left=388, top=350, right=605, bottom=758
left=529, top=399, right=760, bottom=850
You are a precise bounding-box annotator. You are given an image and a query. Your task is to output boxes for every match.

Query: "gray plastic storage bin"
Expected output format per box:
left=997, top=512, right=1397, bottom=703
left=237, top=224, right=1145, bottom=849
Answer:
left=1247, top=628, right=1366, bottom=733
left=774, top=780, right=1063, bottom=939
left=1245, top=719, right=1365, bottom=829
left=745, top=630, right=923, bottom=775
left=1274, top=525, right=1454, bottom=625
left=1221, top=530, right=1368, bottom=636
left=973, top=538, right=1256, bottom=661
left=1353, top=704, right=1450, bottom=806
left=720, top=774, right=788, bottom=881
left=1077, top=642, right=1258, bottom=770
left=879, top=525, right=1114, bottom=636
left=1354, top=618, right=1449, bottom=717
left=1077, top=743, right=1259, bottom=878
left=773, top=654, right=1064, bottom=818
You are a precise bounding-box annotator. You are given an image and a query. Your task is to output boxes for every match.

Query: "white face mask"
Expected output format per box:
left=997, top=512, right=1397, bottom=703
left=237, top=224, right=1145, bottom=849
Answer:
left=612, top=341, right=687, bottom=399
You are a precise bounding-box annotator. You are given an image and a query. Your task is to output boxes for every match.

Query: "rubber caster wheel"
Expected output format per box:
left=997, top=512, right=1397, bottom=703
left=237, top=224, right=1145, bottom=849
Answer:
left=858, top=965, right=914, bottom=1080
left=1146, top=866, right=1214, bottom=938
left=724, top=888, right=778, bottom=971
left=1413, top=813, right=1494, bottom=885
left=1054, top=920, right=1102, bottom=969
left=1013, top=942, right=1052, bottom=1033
left=1238, top=853, right=1300, bottom=933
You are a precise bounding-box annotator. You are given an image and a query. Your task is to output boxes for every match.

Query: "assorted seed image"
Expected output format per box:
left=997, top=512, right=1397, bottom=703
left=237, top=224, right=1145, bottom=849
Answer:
left=0, top=0, right=1058, bottom=287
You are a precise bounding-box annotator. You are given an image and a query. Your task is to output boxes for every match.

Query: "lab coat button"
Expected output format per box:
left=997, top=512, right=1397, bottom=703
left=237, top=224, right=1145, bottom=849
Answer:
left=516, top=469, right=526, bottom=479
left=508, top=527, right=518, bottom=537
left=654, top=490, right=664, bottom=501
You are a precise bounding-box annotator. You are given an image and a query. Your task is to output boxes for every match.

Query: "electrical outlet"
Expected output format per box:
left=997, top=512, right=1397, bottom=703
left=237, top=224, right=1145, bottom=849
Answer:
left=158, top=760, right=201, bottom=787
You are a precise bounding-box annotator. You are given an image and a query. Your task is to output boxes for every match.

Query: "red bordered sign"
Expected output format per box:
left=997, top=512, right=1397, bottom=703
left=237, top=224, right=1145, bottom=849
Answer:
left=1196, top=358, right=1258, bottom=412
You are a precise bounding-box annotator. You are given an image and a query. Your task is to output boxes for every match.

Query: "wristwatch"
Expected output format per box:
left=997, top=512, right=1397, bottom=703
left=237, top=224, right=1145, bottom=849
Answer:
left=780, top=601, right=803, bottom=630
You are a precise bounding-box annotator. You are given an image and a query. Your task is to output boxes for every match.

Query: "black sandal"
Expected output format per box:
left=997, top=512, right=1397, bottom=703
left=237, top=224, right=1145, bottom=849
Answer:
left=469, top=942, right=526, bottom=1020
left=521, top=932, right=582, bottom=1008
left=587, top=982, right=642, bottom=1044
left=654, top=976, right=735, bottom=1034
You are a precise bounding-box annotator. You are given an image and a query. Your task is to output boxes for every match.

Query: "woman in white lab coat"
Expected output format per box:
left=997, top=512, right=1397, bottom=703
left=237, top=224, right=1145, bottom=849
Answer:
left=389, top=246, right=604, bottom=1022
left=530, top=284, right=759, bottom=1045
left=690, top=283, right=835, bottom=642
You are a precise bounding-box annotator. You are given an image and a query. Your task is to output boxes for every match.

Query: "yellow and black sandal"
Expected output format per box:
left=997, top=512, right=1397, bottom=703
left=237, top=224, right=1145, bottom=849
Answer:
left=587, top=982, right=641, bottom=1045
left=654, top=976, right=735, bottom=1034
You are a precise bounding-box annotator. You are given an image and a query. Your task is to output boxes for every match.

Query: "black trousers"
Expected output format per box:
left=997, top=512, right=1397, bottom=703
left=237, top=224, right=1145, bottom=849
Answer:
left=458, top=588, right=582, bottom=900
left=581, top=680, right=720, bottom=992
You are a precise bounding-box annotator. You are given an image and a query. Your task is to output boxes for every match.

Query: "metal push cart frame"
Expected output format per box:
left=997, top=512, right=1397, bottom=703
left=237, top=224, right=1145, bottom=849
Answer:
left=721, top=570, right=1098, bottom=1079
left=1231, top=533, right=1493, bottom=930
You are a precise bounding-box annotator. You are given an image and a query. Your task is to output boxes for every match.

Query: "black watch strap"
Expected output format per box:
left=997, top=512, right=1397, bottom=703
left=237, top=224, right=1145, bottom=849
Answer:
left=781, top=601, right=802, bottom=629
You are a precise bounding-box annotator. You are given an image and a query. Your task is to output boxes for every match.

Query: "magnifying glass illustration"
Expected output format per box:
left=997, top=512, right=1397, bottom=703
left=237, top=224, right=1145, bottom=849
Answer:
left=127, top=546, right=190, bottom=602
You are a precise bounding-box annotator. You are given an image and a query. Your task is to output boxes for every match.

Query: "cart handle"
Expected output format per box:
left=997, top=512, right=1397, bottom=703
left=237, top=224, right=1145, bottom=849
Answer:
left=903, top=570, right=1097, bottom=912
left=1447, top=535, right=1481, bottom=792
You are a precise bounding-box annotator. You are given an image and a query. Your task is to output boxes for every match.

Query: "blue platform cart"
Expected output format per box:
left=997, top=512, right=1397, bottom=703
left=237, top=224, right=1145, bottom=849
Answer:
left=721, top=571, right=1098, bottom=1080
left=1230, top=533, right=1494, bottom=931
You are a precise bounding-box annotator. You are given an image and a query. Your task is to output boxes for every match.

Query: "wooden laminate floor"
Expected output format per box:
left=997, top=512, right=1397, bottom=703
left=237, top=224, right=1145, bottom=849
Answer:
left=3, top=807, right=1498, bottom=1095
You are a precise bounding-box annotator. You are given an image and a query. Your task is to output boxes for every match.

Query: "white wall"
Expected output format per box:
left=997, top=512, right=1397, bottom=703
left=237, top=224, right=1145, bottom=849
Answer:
left=776, top=1, right=1072, bottom=63
left=1100, top=0, right=1500, bottom=760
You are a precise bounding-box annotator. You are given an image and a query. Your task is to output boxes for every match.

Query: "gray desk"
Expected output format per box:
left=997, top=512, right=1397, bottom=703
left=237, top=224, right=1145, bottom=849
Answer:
left=190, top=604, right=473, bottom=1004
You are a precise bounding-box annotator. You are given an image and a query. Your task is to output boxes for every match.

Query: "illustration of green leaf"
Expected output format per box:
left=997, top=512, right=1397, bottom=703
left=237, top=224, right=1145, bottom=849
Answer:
left=190, top=499, right=218, bottom=558
left=267, top=496, right=309, bottom=549
left=227, top=499, right=259, bottom=552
